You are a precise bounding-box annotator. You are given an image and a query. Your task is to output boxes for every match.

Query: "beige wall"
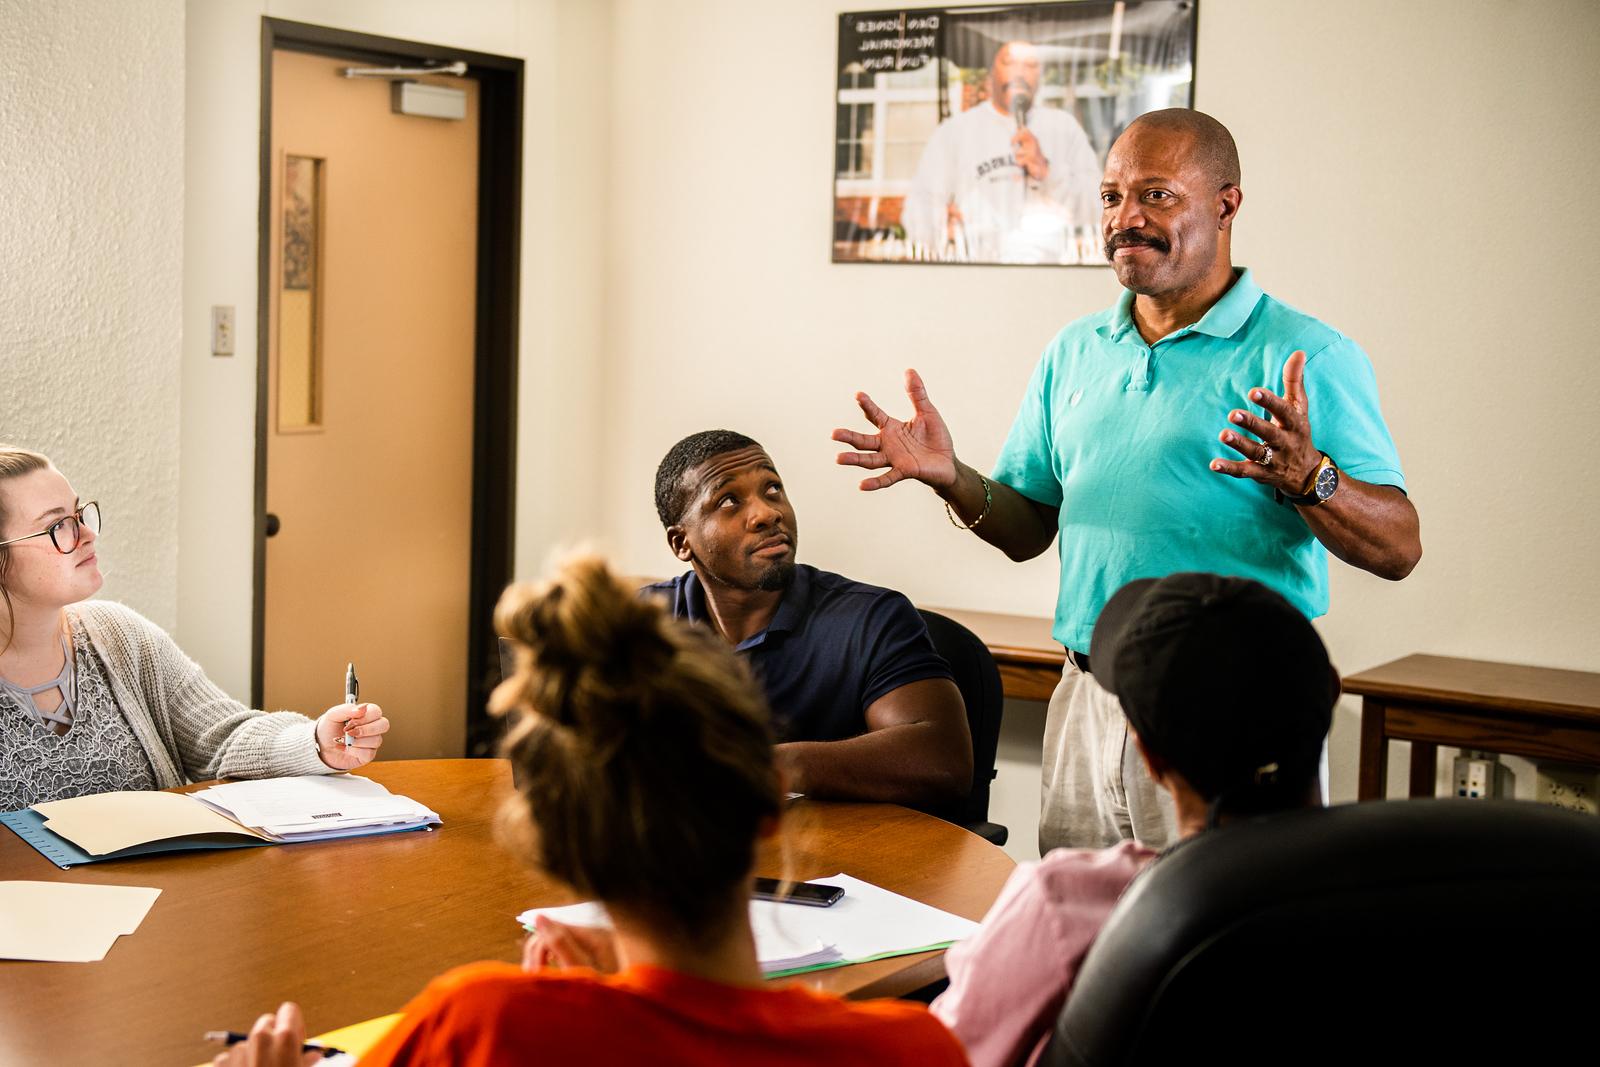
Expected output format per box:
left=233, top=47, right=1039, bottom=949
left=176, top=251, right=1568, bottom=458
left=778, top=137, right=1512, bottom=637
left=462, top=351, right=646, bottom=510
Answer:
left=596, top=0, right=1600, bottom=830
left=2, top=0, right=186, bottom=629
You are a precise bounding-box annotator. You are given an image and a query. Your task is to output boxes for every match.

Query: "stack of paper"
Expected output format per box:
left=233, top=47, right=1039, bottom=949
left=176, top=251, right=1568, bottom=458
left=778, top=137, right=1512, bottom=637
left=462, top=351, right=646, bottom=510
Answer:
left=191, top=775, right=440, bottom=842
left=751, top=909, right=846, bottom=973
left=517, top=873, right=979, bottom=978
left=0, top=881, right=161, bottom=962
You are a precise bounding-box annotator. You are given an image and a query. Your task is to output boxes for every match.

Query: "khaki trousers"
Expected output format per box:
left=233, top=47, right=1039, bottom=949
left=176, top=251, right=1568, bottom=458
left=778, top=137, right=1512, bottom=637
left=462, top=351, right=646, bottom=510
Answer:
left=1039, top=657, right=1178, bottom=854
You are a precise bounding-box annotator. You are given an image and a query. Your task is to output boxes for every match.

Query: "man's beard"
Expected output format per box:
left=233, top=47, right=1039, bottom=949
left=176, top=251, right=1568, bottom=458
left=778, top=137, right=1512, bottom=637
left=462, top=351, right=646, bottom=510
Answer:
left=754, top=560, right=797, bottom=592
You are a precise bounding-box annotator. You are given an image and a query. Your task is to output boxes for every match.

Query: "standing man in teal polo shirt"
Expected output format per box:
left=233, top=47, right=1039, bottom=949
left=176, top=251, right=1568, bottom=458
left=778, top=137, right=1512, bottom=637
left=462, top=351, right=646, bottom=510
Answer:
left=833, top=109, right=1421, bottom=851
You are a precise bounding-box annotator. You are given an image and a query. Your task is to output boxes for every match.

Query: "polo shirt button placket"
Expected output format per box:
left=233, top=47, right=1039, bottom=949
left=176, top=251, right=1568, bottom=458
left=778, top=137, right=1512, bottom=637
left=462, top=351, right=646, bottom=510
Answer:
left=1127, top=347, right=1153, bottom=392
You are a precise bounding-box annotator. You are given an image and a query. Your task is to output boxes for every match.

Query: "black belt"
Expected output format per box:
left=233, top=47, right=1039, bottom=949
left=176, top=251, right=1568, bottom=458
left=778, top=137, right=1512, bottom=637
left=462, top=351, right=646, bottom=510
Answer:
left=1066, top=647, right=1092, bottom=675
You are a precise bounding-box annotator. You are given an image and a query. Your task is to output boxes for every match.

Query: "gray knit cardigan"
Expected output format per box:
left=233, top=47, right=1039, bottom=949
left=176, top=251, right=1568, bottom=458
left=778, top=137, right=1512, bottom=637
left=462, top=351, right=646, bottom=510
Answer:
left=72, top=600, right=329, bottom=787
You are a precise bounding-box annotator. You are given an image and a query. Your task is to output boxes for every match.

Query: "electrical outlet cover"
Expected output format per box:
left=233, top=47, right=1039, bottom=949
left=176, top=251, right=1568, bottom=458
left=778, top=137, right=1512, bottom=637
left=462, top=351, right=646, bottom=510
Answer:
left=1536, top=762, right=1599, bottom=815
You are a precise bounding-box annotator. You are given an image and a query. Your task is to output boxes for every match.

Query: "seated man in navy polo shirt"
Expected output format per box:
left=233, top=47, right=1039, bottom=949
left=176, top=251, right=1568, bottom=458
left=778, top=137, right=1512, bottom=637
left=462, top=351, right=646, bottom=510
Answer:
left=644, top=429, right=972, bottom=812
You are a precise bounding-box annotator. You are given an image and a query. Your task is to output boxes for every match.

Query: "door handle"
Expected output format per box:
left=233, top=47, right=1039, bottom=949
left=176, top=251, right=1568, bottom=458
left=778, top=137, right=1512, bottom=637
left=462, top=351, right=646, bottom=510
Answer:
left=265, top=513, right=281, bottom=538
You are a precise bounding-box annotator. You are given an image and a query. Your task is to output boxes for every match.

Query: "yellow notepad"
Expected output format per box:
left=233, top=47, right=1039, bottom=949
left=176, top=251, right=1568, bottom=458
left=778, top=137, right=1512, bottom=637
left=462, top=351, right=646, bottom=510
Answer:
left=310, top=1013, right=404, bottom=1056
left=189, top=1013, right=402, bottom=1067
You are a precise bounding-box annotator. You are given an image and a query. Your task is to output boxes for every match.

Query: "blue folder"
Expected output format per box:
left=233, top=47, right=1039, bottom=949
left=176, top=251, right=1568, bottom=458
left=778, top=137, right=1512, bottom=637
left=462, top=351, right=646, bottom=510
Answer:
left=0, top=807, right=267, bottom=869
left=0, top=807, right=432, bottom=870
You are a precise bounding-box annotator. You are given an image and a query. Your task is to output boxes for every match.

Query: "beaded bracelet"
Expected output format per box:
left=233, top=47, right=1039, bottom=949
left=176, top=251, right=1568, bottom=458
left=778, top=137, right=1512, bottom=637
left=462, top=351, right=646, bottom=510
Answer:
left=945, top=474, right=992, bottom=530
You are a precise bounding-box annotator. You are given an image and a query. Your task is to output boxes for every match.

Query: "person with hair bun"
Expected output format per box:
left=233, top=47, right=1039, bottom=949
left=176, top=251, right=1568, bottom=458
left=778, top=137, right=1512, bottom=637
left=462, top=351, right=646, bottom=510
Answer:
left=216, top=554, right=967, bottom=1067
left=930, top=572, right=1336, bottom=1067
left=0, top=446, right=388, bottom=812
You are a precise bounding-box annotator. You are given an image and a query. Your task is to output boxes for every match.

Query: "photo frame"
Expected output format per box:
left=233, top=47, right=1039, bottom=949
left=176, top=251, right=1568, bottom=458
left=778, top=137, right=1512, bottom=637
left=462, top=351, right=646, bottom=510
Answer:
left=834, top=1, right=1198, bottom=266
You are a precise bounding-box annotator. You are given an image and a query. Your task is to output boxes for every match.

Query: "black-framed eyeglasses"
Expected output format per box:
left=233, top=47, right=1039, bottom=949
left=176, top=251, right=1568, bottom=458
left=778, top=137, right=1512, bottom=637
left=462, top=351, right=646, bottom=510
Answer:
left=0, top=501, right=102, bottom=555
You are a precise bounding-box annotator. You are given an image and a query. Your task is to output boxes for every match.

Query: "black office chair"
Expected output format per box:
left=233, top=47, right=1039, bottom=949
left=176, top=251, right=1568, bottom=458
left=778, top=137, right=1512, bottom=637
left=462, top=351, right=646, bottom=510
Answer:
left=1043, top=798, right=1600, bottom=1066
left=918, top=609, right=1007, bottom=846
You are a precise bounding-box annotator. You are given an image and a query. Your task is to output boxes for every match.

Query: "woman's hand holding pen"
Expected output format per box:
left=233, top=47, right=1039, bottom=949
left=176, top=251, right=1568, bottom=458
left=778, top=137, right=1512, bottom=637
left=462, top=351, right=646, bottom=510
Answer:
left=314, top=703, right=389, bottom=771
left=210, top=1002, right=324, bottom=1066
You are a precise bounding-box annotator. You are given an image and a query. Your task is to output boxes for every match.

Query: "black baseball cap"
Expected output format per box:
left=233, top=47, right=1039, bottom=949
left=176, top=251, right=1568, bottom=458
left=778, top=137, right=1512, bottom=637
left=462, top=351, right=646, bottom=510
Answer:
left=1090, top=573, right=1336, bottom=800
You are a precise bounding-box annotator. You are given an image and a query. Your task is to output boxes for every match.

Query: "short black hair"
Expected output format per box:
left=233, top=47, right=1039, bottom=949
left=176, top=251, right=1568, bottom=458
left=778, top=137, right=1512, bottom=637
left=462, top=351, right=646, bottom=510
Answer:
left=654, top=430, right=762, bottom=528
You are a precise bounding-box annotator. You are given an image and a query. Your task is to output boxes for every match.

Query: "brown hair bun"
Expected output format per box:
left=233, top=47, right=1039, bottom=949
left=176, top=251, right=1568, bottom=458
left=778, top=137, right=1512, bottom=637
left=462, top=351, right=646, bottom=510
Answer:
left=492, top=553, right=780, bottom=942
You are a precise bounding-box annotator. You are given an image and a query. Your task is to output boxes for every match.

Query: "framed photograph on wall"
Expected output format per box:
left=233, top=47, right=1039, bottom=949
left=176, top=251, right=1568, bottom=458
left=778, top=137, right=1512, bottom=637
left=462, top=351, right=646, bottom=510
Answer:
left=834, top=1, right=1198, bottom=266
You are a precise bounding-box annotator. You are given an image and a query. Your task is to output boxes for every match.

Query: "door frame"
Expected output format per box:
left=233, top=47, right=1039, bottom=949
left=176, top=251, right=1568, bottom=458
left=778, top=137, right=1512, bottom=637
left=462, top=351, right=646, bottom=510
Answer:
left=254, top=17, right=522, bottom=757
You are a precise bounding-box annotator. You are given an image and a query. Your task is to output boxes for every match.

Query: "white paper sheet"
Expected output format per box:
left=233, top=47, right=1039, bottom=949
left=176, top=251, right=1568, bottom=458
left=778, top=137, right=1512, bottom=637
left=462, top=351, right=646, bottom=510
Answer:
left=191, top=775, right=439, bottom=837
left=517, top=873, right=978, bottom=975
left=761, top=874, right=980, bottom=962
left=0, top=881, right=161, bottom=962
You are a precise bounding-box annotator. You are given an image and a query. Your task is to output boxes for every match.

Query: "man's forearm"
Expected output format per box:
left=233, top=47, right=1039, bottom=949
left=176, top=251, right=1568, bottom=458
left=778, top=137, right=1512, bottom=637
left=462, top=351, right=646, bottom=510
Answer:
left=1299, top=479, right=1420, bottom=580
left=778, top=723, right=970, bottom=811
left=940, top=460, right=1058, bottom=562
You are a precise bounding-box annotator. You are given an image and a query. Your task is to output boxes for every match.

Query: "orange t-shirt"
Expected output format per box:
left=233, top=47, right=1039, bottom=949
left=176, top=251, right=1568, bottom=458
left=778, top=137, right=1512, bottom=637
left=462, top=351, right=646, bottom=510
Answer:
left=360, top=962, right=969, bottom=1066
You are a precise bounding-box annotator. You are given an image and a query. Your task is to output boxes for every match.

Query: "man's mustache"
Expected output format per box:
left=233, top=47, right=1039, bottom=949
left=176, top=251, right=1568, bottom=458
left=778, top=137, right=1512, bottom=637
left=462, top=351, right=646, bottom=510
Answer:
left=1104, top=231, right=1171, bottom=259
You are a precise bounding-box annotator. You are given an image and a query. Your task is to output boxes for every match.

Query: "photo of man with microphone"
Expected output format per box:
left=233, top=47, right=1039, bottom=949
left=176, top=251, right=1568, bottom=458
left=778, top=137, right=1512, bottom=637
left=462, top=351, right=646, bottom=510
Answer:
left=900, top=37, right=1103, bottom=264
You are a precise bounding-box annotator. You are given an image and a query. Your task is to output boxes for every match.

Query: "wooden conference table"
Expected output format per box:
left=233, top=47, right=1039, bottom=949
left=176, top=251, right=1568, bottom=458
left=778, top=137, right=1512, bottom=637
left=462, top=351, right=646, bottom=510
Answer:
left=0, top=759, right=1015, bottom=1065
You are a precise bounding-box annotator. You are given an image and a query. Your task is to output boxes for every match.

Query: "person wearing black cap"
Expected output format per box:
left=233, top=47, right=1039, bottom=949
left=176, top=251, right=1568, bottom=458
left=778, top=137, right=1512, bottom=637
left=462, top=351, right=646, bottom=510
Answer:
left=930, top=572, right=1336, bottom=1067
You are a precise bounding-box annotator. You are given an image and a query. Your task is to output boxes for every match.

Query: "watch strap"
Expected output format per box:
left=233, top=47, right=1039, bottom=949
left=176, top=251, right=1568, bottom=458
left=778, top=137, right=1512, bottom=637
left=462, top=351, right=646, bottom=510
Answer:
left=1276, top=453, right=1336, bottom=507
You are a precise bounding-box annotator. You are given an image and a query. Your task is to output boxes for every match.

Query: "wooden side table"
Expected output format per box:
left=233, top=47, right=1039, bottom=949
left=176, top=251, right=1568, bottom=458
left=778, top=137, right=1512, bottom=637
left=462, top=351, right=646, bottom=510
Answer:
left=1343, top=654, right=1600, bottom=800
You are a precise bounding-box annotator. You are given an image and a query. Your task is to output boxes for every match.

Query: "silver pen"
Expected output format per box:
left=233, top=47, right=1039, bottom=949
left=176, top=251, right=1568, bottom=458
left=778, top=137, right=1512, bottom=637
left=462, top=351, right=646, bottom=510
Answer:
left=342, top=663, right=359, bottom=747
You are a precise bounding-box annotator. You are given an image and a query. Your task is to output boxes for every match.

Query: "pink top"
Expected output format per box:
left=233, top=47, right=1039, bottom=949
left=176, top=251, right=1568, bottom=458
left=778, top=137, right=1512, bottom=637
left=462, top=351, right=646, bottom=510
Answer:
left=931, top=840, right=1157, bottom=1067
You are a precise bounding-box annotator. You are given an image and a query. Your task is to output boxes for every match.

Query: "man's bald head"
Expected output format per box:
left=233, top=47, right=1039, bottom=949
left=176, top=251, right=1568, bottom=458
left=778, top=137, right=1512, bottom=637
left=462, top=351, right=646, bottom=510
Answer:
left=1119, top=108, right=1240, bottom=189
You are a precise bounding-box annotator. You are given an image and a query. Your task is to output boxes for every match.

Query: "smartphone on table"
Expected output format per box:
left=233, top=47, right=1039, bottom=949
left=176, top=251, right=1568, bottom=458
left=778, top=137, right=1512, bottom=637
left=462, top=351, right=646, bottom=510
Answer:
left=752, top=877, right=844, bottom=907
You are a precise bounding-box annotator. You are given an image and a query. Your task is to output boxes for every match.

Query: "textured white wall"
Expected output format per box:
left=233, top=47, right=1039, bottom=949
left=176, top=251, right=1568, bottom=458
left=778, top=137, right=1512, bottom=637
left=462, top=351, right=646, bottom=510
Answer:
left=179, top=0, right=611, bottom=695
left=597, top=0, right=1600, bottom=824
left=1, top=0, right=186, bottom=630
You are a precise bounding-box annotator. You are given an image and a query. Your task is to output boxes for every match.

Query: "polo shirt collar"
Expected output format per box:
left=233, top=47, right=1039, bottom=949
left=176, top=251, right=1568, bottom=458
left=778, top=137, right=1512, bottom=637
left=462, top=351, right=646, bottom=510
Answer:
left=763, top=563, right=813, bottom=638
left=680, top=564, right=813, bottom=649
left=1096, top=267, right=1264, bottom=343
left=1191, top=268, right=1263, bottom=338
left=1099, top=289, right=1140, bottom=343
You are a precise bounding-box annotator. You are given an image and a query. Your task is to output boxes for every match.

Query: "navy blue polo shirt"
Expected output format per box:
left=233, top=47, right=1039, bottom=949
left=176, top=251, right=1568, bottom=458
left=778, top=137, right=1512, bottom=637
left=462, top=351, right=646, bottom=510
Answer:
left=642, top=564, right=953, bottom=743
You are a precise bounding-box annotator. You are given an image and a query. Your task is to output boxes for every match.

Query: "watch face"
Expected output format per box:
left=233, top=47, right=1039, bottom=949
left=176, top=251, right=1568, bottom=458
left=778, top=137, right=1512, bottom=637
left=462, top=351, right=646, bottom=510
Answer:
left=1314, top=464, right=1339, bottom=501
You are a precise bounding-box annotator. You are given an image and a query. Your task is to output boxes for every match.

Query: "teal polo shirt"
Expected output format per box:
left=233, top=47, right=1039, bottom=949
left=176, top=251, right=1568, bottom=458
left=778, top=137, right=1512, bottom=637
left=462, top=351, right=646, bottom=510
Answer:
left=992, top=269, right=1406, bottom=651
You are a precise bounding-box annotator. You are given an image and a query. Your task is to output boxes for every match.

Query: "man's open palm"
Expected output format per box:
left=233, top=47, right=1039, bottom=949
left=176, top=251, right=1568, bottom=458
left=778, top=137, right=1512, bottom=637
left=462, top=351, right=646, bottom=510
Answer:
left=832, top=369, right=958, bottom=492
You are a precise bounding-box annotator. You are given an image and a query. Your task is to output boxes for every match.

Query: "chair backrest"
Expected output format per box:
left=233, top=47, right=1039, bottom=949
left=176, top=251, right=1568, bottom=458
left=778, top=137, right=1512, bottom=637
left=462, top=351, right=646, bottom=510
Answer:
left=917, top=609, right=1004, bottom=826
left=1044, top=798, right=1600, bottom=1066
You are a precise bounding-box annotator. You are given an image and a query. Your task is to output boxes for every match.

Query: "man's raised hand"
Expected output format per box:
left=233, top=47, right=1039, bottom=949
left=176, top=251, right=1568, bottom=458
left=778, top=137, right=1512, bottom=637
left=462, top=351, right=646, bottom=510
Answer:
left=832, top=369, right=958, bottom=492
left=1210, top=349, right=1321, bottom=493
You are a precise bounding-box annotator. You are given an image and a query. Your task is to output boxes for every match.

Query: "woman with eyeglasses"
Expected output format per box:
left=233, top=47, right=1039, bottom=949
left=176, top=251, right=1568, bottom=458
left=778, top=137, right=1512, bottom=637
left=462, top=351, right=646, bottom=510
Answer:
left=0, top=446, right=389, bottom=812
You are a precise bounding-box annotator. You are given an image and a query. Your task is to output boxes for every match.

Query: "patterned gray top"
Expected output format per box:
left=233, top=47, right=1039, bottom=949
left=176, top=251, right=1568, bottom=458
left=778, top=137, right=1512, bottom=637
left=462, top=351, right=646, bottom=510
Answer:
left=0, top=618, right=158, bottom=811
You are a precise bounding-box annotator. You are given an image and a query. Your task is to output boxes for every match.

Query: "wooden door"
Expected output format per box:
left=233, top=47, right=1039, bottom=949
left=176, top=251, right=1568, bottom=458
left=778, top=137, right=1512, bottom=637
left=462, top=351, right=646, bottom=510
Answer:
left=264, top=50, right=479, bottom=759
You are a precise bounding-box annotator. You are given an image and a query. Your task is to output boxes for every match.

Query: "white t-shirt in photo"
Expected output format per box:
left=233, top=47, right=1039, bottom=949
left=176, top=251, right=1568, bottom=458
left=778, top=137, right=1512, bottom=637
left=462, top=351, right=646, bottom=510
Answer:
left=901, top=102, right=1102, bottom=264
